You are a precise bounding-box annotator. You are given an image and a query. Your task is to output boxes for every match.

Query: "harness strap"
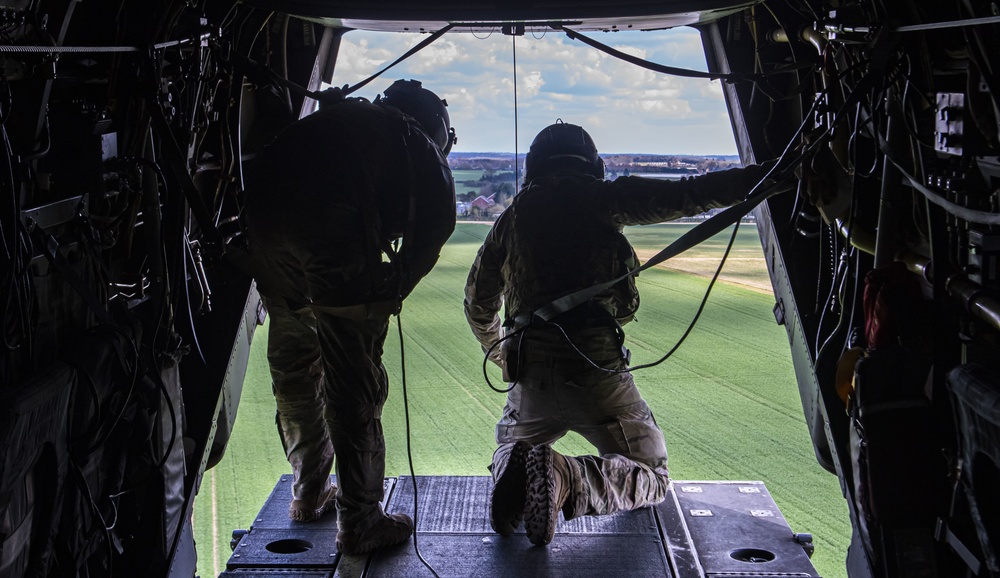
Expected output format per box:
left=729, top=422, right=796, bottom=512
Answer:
left=515, top=172, right=789, bottom=330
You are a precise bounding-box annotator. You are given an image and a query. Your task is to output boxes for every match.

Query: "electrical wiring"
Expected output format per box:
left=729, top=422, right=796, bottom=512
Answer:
left=1, top=120, right=34, bottom=368
left=139, top=149, right=178, bottom=358
left=60, top=325, right=142, bottom=463
left=814, top=241, right=848, bottom=356
left=69, top=459, right=116, bottom=575
left=528, top=25, right=548, bottom=40
left=151, top=358, right=180, bottom=472
left=0, top=64, right=36, bottom=364
left=470, top=26, right=496, bottom=40
left=182, top=228, right=208, bottom=365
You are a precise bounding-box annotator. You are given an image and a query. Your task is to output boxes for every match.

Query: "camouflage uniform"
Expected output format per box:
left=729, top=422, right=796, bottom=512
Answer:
left=465, top=167, right=768, bottom=520
left=245, top=99, right=455, bottom=532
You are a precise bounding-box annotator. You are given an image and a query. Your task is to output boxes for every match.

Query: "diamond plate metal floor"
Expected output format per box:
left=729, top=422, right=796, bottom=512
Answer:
left=221, top=475, right=820, bottom=577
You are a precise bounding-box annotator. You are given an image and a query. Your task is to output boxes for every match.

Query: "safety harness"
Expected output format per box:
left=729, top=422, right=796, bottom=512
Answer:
left=511, top=167, right=788, bottom=331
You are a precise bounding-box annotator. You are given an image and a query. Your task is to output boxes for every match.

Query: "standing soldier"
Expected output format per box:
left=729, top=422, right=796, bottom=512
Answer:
left=244, top=80, right=456, bottom=554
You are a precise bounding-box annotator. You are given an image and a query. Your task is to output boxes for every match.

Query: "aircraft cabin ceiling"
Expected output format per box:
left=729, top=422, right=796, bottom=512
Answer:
left=244, top=0, right=761, bottom=31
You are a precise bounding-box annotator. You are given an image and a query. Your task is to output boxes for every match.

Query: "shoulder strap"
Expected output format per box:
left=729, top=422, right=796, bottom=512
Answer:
left=515, top=175, right=786, bottom=329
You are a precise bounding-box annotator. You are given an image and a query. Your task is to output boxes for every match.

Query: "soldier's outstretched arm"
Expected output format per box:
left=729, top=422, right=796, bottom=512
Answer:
left=605, top=161, right=781, bottom=227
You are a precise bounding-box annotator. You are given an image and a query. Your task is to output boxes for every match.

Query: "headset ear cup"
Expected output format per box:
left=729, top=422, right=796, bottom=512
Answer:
left=442, top=127, right=456, bottom=156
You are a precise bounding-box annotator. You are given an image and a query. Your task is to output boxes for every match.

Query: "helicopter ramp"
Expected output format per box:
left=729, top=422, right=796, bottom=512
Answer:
left=221, top=475, right=819, bottom=577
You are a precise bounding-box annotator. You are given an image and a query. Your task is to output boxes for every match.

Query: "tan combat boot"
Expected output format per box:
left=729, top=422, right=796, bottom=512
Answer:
left=289, top=482, right=337, bottom=522
left=335, top=512, right=414, bottom=555
left=490, top=440, right=533, bottom=536
left=524, top=444, right=573, bottom=546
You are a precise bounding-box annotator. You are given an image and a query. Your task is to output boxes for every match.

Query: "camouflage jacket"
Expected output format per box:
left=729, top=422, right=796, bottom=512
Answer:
left=464, top=164, right=771, bottom=366
left=245, top=99, right=455, bottom=307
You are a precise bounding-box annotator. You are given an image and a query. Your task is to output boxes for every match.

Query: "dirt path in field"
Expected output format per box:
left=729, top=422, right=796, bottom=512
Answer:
left=634, top=250, right=774, bottom=295
left=460, top=222, right=775, bottom=295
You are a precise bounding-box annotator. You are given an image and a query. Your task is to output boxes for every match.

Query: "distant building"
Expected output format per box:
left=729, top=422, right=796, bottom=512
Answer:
left=470, top=193, right=496, bottom=211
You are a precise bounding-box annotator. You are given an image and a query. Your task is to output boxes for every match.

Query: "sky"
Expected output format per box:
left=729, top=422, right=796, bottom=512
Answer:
left=327, top=26, right=738, bottom=156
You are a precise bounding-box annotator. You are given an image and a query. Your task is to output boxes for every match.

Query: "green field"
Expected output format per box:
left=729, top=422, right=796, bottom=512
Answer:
left=452, top=169, right=491, bottom=199
left=193, top=222, right=851, bottom=578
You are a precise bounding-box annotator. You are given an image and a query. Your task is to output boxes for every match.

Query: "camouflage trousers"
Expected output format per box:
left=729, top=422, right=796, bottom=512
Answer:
left=491, top=326, right=670, bottom=519
left=264, top=298, right=391, bottom=532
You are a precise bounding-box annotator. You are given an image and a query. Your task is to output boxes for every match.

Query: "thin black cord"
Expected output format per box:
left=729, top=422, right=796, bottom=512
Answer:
left=545, top=220, right=743, bottom=375
left=481, top=327, right=527, bottom=393
left=396, top=313, right=441, bottom=577
left=480, top=218, right=744, bottom=390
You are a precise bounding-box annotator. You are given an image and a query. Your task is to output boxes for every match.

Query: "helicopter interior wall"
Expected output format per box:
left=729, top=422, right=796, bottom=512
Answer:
left=0, top=328, right=178, bottom=577
left=947, top=362, right=1000, bottom=575
left=4, top=0, right=1000, bottom=576
left=243, top=0, right=760, bottom=32
left=698, top=3, right=1000, bottom=576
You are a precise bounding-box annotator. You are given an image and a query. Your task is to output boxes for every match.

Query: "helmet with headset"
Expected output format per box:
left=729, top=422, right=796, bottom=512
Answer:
left=523, top=120, right=604, bottom=183
left=377, top=79, right=457, bottom=156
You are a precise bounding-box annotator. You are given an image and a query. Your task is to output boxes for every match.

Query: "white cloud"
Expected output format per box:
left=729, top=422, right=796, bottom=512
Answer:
left=408, top=40, right=462, bottom=72
left=331, top=27, right=736, bottom=155
left=520, top=70, right=545, bottom=97
left=701, top=79, right=726, bottom=98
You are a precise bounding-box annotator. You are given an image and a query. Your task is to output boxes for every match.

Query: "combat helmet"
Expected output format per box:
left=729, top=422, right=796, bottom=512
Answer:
left=377, top=79, right=457, bottom=155
left=523, top=120, right=605, bottom=183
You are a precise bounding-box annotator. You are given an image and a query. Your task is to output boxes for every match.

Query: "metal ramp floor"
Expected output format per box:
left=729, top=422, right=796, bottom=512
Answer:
left=221, top=475, right=819, bottom=577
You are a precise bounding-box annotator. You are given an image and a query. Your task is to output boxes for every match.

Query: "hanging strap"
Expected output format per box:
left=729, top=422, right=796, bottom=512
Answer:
left=220, top=23, right=455, bottom=103
left=555, top=25, right=817, bottom=101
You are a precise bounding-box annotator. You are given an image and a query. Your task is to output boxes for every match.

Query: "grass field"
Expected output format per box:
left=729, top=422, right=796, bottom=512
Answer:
left=193, top=221, right=851, bottom=578
left=452, top=169, right=492, bottom=199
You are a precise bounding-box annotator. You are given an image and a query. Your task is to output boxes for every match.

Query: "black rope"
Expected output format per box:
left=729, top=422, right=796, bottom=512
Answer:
left=397, top=312, right=442, bottom=577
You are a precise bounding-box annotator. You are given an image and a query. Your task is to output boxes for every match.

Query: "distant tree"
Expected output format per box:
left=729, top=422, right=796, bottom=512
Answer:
left=470, top=205, right=490, bottom=220
left=492, top=181, right=514, bottom=202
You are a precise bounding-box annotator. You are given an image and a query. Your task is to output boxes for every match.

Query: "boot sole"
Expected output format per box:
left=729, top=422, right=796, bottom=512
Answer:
left=524, top=445, right=557, bottom=546
left=490, top=441, right=531, bottom=536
